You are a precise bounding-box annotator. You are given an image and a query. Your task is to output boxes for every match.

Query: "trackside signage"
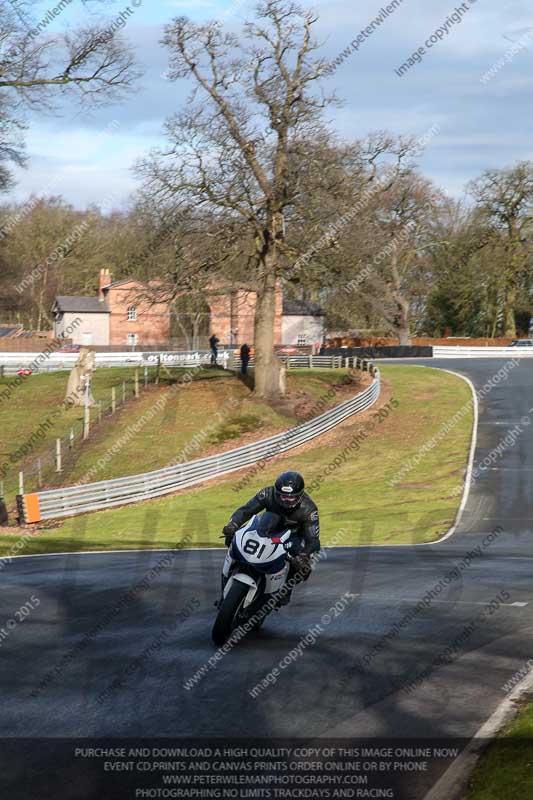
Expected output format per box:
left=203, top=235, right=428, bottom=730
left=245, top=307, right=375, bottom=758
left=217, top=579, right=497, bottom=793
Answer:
left=142, top=351, right=233, bottom=364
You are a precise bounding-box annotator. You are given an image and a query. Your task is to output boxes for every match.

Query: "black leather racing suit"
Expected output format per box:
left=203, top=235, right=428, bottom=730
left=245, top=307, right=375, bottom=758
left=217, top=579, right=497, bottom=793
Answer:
left=228, top=486, right=320, bottom=556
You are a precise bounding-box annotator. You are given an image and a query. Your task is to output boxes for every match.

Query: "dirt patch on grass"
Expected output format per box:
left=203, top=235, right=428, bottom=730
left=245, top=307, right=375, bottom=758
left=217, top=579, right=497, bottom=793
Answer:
left=272, top=370, right=372, bottom=421
left=169, top=370, right=376, bottom=464
left=147, top=374, right=392, bottom=499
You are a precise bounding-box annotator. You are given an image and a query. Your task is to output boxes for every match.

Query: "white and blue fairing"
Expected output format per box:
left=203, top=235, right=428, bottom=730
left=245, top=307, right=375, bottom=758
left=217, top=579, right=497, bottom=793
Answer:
left=230, top=515, right=291, bottom=574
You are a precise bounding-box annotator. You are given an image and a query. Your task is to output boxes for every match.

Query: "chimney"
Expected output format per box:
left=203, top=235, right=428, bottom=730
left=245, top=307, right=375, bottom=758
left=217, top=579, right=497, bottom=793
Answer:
left=98, top=268, right=111, bottom=301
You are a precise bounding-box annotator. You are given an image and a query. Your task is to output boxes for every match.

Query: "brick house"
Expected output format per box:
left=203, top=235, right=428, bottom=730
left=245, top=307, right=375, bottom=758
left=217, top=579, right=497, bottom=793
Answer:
left=282, top=298, right=326, bottom=347
left=52, top=269, right=325, bottom=347
left=52, top=270, right=170, bottom=347
left=52, top=296, right=110, bottom=345
left=208, top=284, right=283, bottom=346
left=98, top=269, right=170, bottom=347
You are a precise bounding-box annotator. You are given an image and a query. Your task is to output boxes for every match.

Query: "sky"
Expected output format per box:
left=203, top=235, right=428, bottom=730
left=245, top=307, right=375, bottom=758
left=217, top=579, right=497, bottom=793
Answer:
left=6, top=0, right=533, bottom=209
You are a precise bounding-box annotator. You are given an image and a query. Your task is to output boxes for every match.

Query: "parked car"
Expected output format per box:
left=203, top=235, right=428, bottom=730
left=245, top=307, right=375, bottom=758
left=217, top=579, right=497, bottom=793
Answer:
left=508, top=340, right=533, bottom=347
left=16, top=368, right=33, bottom=376
left=57, top=344, right=81, bottom=353
left=277, top=346, right=302, bottom=355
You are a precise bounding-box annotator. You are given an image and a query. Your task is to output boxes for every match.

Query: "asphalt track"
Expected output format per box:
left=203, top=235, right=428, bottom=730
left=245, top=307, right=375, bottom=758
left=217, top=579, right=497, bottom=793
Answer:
left=2, top=358, right=533, bottom=796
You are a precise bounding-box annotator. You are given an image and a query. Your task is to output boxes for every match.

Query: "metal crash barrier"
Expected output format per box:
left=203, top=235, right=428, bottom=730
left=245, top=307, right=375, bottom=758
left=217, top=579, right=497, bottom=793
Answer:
left=17, top=372, right=380, bottom=523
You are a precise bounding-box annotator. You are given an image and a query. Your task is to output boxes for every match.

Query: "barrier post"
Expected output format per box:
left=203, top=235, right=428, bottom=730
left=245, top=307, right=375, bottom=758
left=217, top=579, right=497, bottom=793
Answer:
left=83, top=380, right=90, bottom=440
left=55, top=439, right=62, bottom=473
left=19, top=471, right=24, bottom=494
left=122, top=381, right=126, bottom=403
left=69, top=428, right=74, bottom=449
left=0, top=480, right=6, bottom=526
left=111, top=387, right=116, bottom=414
left=144, top=366, right=148, bottom=388
left=135, top=370, right=139, bottom=399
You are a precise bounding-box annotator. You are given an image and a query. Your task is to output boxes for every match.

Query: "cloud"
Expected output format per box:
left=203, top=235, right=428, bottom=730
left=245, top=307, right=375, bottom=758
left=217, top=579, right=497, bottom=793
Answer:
left=5, top=0, right=533, bottom=209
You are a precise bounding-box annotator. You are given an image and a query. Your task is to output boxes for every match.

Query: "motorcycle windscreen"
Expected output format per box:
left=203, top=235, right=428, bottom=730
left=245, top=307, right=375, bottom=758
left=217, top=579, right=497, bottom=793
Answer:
left=254, top=511, right=285, bottom=536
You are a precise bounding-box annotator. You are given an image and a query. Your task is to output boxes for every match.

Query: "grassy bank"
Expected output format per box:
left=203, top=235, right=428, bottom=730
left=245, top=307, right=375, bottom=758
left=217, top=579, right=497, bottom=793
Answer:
left=466, top=700, right=533, bottom=799
left=0, top=365, right=474, bottom=555
left=0, top=366, right=228, bottom=498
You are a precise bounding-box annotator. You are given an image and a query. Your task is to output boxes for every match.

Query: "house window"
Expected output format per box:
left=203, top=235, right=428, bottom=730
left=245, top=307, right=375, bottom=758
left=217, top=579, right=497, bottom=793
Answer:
left=127, top=333, right=138, bottom=347
left=127, top=306, right=137, bottom=321
left=297, top=334, right=307, bottom=346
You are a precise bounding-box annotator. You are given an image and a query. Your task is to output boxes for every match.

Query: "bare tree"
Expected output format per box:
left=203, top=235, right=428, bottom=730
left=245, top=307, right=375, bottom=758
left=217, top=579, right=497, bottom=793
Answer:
left=0, top=2, right=139, bottom=188
left=313, top=168, right=441, bottom=343
left=137, top=0, right=340, bottom=399
left=468, top=162, right=533, bottom=337
left=369, top=173, right=443, bottom=344
left=137, top=1, right=425, bottom=395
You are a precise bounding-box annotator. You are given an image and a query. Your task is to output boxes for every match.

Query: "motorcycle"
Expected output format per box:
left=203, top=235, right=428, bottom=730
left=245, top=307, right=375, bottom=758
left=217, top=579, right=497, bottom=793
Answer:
left=212, top=512, right=296, bottom=646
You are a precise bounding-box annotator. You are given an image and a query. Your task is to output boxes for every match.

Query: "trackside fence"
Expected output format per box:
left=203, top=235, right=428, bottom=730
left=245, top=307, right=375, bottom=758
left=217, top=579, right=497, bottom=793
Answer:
left=17, top=372, right=380, bottom=523
left=433, top=346, right=533, bottom=358
left=0, top=352, right=370, bottom=372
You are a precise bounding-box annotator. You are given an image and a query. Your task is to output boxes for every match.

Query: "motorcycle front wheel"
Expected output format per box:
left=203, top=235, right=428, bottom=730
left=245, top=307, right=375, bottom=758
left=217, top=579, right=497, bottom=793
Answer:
left=212, top=581, right=249, bottom=646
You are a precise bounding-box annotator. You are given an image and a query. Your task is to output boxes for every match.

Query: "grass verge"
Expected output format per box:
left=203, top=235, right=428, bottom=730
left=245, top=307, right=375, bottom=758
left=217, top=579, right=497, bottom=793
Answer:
left=0, top=367, right=229, bottom=497
left=0, top=365, right=474, bottom=555
left=466, top=699, right=533, bottom=799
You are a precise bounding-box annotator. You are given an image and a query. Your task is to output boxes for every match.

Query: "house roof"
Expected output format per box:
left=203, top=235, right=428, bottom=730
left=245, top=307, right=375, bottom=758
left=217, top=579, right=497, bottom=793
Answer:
left=104, top=278, right=165, bottom=291
left=0, top=324, right=22, bottom=338
left=53, top=296, right=110, bottom=314
left=0, top=325, right=22, bottom=338
left=283, top=298, right=326, bottom=317
left=105, top=279, right=137, bottom=289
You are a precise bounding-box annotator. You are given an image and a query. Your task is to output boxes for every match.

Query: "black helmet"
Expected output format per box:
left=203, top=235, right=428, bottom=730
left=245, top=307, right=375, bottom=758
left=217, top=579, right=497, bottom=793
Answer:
left=274, top=471, right=305, bottom=510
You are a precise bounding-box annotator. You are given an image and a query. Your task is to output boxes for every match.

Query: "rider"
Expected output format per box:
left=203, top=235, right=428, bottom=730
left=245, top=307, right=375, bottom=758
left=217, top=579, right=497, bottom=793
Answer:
left=222, top=470, right=320, bottom=605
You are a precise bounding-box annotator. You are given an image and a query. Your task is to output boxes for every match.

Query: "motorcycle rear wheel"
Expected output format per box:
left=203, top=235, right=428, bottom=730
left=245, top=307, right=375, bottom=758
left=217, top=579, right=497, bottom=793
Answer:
left=212, top=581, right=248, bottom=646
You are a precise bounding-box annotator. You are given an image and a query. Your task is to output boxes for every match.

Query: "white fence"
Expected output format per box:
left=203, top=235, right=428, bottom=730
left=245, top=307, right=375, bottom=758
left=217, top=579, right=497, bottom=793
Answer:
left=0, top=350, right=233, bottom=372
left=433, top=346, right=533, bottom=358
left=0, top=351, right=355, bottom=373
left=18, top=372, right=380, bottom=523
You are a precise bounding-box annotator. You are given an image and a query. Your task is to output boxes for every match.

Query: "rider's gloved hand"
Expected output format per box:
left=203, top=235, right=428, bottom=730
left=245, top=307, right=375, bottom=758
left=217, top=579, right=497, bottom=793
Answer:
left=292, top=553, right=312, bottom=580
left=223, top=523, right=237, bottom=547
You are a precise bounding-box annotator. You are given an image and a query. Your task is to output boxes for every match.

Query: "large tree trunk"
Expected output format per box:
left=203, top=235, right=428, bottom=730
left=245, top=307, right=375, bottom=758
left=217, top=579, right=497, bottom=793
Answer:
left=390, top=252, right=411, bottom=346
left=395, top=311, right=411, bottom=346
left=504, top=239, right=520, bottom=337
left=253, top=261, right=282, bottom=400
left=504, top=287, right=517, bottom=337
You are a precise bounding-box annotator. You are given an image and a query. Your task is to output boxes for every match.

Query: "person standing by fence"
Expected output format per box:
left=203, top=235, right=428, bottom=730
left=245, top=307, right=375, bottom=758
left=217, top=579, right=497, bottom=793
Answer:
left=209, top=333, right=220, bottom=366
left=240, top=343, right=250, bottom=375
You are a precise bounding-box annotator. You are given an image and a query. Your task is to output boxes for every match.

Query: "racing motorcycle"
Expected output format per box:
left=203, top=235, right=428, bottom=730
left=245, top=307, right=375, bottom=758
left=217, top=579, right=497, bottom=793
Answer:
left=212, top=512, right=296, bottom=646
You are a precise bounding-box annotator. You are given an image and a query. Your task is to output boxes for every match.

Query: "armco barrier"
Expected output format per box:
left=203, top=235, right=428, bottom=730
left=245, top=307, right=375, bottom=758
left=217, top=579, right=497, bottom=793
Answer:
left=433, top=346, right=533, bottom=358
left=17, top=372, right=380, bottom=523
